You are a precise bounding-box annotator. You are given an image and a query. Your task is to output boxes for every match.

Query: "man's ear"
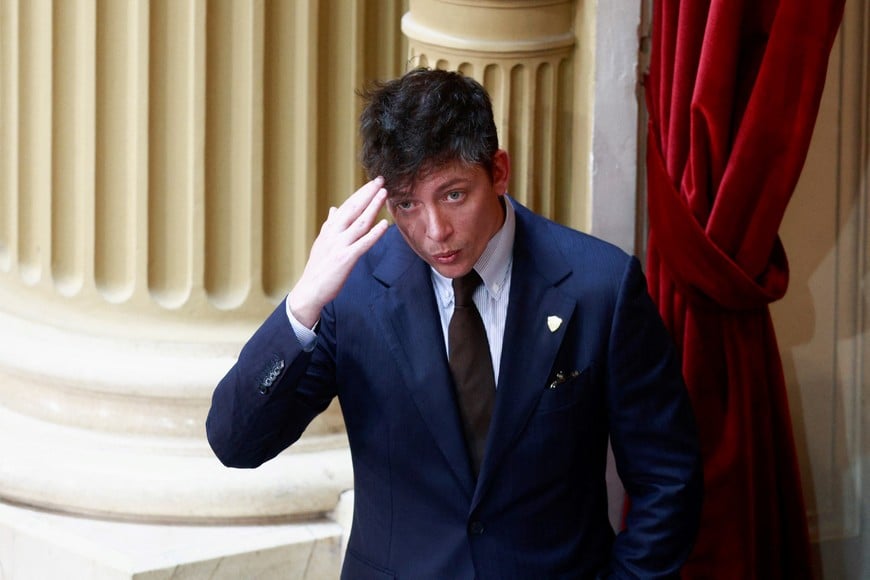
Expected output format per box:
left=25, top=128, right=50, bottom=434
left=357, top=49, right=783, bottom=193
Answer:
left=492, top=149, right=511, bottom=194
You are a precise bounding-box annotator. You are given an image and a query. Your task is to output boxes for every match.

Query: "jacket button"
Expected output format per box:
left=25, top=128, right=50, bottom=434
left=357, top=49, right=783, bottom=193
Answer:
left=469, top=521, right=484, bottom=535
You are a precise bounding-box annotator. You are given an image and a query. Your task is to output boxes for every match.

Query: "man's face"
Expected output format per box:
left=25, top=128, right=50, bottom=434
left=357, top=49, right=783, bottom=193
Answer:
left=386, top=150, right=511, bottom=279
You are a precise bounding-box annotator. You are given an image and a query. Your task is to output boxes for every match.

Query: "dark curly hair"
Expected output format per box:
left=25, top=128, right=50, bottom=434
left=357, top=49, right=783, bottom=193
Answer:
left=358, top=68, right=499, bottom=194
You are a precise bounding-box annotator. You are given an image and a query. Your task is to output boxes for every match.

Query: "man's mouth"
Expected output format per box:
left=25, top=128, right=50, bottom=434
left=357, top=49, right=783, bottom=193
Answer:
left=432, top=250, right=460, bottom=264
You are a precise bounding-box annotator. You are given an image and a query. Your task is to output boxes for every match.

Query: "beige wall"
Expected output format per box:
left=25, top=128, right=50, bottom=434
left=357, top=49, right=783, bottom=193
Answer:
left=770, top=0, right=870, bottom=576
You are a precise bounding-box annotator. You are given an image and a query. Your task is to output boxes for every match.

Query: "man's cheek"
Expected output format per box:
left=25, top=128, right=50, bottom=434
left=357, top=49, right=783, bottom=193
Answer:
left=392, top=220, right=418, bottom=248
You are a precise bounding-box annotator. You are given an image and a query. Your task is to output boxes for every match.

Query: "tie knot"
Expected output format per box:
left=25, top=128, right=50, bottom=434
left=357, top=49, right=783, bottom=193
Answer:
left=453, top=270, right=482, bottom=307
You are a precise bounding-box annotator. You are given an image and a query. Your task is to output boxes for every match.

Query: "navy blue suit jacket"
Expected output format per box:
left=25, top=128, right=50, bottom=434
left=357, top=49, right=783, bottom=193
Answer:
left=206, top=199, right=702, bottom=579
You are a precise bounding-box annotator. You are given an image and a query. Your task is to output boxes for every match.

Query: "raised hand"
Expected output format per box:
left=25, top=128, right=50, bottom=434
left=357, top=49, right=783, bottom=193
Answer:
left=287, top=177, right=389, bottom=328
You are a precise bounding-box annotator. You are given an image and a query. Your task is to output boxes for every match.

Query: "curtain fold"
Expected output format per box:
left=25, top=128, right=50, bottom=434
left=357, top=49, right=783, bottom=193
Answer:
left=645, top=1, right=845, bottom=578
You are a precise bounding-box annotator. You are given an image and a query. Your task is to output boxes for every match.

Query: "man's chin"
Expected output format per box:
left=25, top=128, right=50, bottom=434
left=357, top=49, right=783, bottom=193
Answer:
left=430, top=262, right=473, bottom=280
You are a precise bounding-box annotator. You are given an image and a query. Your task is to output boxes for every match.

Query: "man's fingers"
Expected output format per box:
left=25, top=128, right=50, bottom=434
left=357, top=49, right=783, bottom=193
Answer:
left=348, top=187, right=387, bottom=235
left=349, top=218, right=389, bottom=256
left=333, top=176, right=385, bottom=228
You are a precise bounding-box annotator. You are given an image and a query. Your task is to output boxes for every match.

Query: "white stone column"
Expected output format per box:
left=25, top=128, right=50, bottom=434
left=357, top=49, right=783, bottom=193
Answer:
left=402, top=0, right=578, bottom=222
left=0, top=1, right=409, bottom=577
left=0, top=0, right=376, bottom=525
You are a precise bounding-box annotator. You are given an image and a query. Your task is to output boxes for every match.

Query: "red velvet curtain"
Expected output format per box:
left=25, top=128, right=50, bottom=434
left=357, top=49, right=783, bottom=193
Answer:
left=645, top=1, right=845, bottom=578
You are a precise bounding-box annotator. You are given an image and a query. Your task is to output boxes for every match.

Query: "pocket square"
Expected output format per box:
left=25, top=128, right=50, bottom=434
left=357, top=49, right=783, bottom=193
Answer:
left=548, top=369, right=580, bottom=389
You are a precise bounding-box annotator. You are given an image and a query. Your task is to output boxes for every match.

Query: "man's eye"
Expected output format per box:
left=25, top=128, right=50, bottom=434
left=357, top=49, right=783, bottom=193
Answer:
left=446, top=191, right=463, bottom=201
left=395, top=200, right=414, bottom=211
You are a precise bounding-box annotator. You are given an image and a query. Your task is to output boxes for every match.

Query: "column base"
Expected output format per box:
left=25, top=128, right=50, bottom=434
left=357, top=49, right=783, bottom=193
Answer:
left=0, top=403, right=353, bottom=522
left=0, top=501, right=344, bottom=579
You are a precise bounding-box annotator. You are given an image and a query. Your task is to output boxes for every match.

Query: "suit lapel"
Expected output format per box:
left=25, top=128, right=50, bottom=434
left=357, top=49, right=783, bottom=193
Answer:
left=371, top=230, right=476, bottom=497
left=472, top=202, right=576, bottom=510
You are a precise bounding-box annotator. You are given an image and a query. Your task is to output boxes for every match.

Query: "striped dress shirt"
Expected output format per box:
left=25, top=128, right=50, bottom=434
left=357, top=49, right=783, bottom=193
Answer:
left=430, top=197, right=515, bottom=385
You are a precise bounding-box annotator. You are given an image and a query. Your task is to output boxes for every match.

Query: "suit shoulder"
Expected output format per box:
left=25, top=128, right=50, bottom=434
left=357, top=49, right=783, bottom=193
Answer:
left=552, top=221, right=629, bottom=262
left=519, top=206, right=634, bottom=274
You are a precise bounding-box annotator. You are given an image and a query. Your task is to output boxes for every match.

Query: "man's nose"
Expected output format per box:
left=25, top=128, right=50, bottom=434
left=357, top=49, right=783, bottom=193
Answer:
left=426, top=208, right=452, bottom=242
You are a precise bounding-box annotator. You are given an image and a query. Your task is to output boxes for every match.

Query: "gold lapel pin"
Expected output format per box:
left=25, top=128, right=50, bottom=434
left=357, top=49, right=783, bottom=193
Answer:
left=547, top=315, right=562, bottom=333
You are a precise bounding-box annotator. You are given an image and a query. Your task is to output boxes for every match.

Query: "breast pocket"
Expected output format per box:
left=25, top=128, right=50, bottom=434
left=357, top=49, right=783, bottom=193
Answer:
left=523, top=366, right=600, bottom=482
left=535, top=366, right=591, bottom=414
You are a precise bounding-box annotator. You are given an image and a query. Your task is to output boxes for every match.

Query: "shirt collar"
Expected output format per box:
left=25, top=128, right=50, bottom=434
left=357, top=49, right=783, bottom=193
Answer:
left=431, top=195, right=515, bottom=303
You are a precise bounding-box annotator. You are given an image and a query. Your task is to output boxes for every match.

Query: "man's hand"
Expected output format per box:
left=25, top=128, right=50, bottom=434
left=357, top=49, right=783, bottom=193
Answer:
left=288, top=177, right=389, bottom=328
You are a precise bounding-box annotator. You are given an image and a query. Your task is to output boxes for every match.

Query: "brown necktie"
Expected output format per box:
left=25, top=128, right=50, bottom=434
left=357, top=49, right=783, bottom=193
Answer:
left=448, top=270, right=496, bottom=476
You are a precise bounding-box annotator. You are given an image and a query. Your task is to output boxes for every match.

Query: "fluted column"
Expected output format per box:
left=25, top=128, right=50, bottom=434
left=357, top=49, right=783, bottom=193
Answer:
left=403, top=0, right=578, bottom=222
left=0, top=0, right=407, bottom=523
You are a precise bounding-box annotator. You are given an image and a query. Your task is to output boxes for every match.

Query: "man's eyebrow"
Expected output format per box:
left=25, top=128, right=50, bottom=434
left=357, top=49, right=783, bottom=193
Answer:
left=387, top=176, right=472, bottom=201
left=388, top=190, right=413, bottom=201
left=435, top=177, right=471, bottom=192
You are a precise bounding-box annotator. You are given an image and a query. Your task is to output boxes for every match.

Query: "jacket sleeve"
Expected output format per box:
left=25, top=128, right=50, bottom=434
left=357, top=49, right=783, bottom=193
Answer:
left=606, top=257, right=703, bottom=579
left=205, top=299, right=338, bottom=468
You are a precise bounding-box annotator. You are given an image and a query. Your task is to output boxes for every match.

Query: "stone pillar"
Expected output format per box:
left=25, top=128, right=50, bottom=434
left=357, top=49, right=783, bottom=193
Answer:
left=402, top=0, right=578, bottom=222
left=0, top=0, right=361, bottom=524
left=0, top=0, right=407, bottom=576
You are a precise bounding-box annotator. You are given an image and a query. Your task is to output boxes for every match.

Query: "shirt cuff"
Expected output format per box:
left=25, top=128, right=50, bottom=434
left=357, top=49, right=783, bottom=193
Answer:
left=285, top=297, right=318, bottom=352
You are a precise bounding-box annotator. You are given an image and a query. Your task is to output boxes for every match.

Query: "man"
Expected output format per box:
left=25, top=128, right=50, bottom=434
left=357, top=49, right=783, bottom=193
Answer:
left=207, top=68, right=702, bottom=579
